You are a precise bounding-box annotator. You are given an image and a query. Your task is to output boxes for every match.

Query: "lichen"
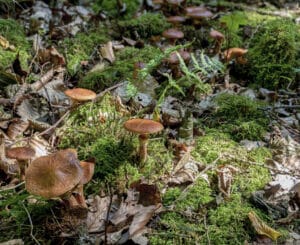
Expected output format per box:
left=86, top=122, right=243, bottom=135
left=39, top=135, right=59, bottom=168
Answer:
left=0, top=18, right=30, bottom=69
left=248, top=19, right=300, bottom=89
left=118, top=13, right=171, bottom=39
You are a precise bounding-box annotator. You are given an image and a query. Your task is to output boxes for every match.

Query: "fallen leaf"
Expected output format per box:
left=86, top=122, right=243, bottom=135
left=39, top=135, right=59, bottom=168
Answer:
left=248, top=211, right=281, bottom=241
left=100, top=41, right=115, bottom=63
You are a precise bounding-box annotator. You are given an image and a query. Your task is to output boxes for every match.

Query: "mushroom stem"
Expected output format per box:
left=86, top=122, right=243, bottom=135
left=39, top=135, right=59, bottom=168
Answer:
left=19, top=160, right=27, bottom=181
left=139, top=134, right=149, bottom=163
left=73, top=185, right=87, bottom=208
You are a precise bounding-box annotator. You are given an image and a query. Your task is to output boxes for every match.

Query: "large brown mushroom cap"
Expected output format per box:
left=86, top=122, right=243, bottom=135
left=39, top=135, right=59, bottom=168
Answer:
left=25, top=149, right=83, bottom=199
left=79, top=161, right=95, bottom=185
left=64, top=88, right=96, bottom=102
left=162, top=28, right=184, bottom=40
left=6, top=146, right=35, bottom=161
left=124, top=119, right=164, bottom=135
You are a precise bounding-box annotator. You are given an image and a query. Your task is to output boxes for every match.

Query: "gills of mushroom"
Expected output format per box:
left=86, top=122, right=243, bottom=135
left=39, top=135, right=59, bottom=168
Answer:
left=124, top=118, right=164, bottom=163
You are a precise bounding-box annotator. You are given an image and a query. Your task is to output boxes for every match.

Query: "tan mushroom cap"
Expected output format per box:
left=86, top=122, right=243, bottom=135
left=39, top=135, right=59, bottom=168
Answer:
left=224, top=48, right=248, bottom=61
left=6, top=146, right=35, bottom=161
left=124, top=119, right=164, bottom=135
left=187, top=10, right=213, bottom=19
left=167, top=51, right=191, bottom=64
left=162, top=28, right=184, bottom=40
left=25, top=149, right=83, bottom=199
left=209, top=29, right=225, bottom=40
left=167, top=16, right=186, bottom=25
left=79, top=161, right=95, bottom=185
left=185, top=6, right=207, bottom=14
left=64, top=88, right=96, bottom=102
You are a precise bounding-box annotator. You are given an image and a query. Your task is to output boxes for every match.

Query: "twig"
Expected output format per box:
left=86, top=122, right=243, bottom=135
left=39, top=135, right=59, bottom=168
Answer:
left=203, top=214, right=211, bottom=245
left=95, top=81, right=127, bottom=101
left=21, top=202, right=40, bottom=245
left=0, top=181, right=25, bottom=192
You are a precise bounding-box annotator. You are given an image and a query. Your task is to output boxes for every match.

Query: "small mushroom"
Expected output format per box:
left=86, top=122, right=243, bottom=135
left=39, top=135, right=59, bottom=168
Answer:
left=64, top=88, right=97, bottom=108
left=73, top=160, right=95, bottom=208
left=186, top=8, right=213, bottom=27
left=209, top=29, right=225, bottom=54
left=223, top=48, right=248, bottom=63
left=167, top=16, right=186, bottom=27
left=25, top=149, right=84, bottom=208
left=6, top=146, right=35, bottom=180
left=162, top=28, right=184, bottom=45
left=124, top=118, right=164, bottom=163
left=166, top=50, right=190, bottom=78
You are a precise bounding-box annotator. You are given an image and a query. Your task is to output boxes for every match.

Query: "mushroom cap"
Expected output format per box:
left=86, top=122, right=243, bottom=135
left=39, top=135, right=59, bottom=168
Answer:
left=6, top=146, right=35, bottom=161
left=224, top=48, right=248, bottom=61
left=167, top=16, right=186, bottom=24
left=185, top=6, right=207, bottom=14
left=124, top=119, right=164, bottom=135
left=166, top=0, right=185, bottom=5
left=79, top=161, right=95, bottom=185
left=187, top=10, right=213, bottom=19
left=64, top=88, right=96, bottom=102
left=25, top=149, right=83, bottom=199
left=162, top=28, right=184, bottom=40
left=209, top=29, right=224, bottom=40
left=167, top=51, right=191, bottom=64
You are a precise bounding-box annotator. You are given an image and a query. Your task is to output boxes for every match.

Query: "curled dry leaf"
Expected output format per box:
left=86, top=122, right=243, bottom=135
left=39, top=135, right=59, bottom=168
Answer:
left=29, top=135, right=51, bottom=159
left=217, top=165, right=239, bottom=198
left=38, top=46, right=65, bottom=67
left=100, top=41, right=115, bottom=63
left=248, top=211, right=281, bottom=241
left=0, top=35, right=15, bottom=50
left=7, top=118, right=29, bottom=139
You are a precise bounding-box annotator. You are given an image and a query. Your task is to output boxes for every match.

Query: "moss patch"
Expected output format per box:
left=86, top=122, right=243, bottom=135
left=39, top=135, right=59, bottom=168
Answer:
left=61, top=27, right=110, bottom=76
left=118, top=13, right=171, bottom=39
left=248, top=19, right=300, bottom=89
left=0, top=18, right=30, bottom=69
left=79, top=46, right=162, bottom=91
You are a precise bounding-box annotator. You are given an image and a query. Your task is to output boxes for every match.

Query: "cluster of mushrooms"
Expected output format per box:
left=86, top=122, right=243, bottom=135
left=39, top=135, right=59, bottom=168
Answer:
left=158, top=0, right=248, bottom=71
left=2, top=88, right=164, bottom=208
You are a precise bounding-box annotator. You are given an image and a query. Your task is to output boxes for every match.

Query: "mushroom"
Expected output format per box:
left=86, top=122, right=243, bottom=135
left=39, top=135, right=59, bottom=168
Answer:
left=64, top=88, right=97, bottom=108
left=209, top=29, right=225, bottom=54
left=124, top=119, right=164, bottom=163
left=167, top=16, right=186, bottom=27
left=73, top=160, right=95, bottom=208
left=162, top=28, right=184, bottom=45
left=185, top=6, right=208, bottom=15
left=6, top=146, right=35, bottom=180
left=186, top=8, right=213, bottom=27
left=166, top=50, right=190, bottom=78
left=223, top=48, right=248, bottom=63
left=25, top=149, right=84, bottom=208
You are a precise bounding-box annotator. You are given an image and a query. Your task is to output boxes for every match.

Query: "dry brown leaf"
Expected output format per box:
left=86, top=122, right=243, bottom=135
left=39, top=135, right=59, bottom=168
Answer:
left=100, top=41, right=115, bottom=63
left=29, top=135, right=50, bottom=159
left=7, top=118, right=29, bottom=139
left=38, top=47, right=65, bottom=67
left=248, top=211, right=281, bottom=241
left=217, top=165, right=239, bottom=198
left=0, top=35, right=10, bottom=49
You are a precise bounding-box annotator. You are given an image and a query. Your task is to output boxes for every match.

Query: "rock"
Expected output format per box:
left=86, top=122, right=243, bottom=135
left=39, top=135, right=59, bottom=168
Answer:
left=240, top=140, right=266, bottom=151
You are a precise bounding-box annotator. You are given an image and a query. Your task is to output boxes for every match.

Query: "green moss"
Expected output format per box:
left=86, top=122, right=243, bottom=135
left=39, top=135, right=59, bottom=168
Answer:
left=248, top=19, right=300, bottom=89
left=118, top=13, right=171, bottom=39
left=208, top=194, right=253, bottom=244
left=92, top=0, right=140, bottom=20
left=79, top=46, right=162, bottom=91
left=62, top=27, right=110, bottom=76
left=0, top=18, right=30, bottom=69
left=201, top=93, right=269, bottom=141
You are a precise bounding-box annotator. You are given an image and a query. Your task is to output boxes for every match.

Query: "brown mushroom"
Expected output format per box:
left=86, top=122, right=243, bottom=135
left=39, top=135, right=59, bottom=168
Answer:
left=64, top=88, right=96, bottom=108
left=223, top=48, right=248, bottom=63
left=166, top=50, right=191, bottom=78
left=73, top=160, right=95, bottom=208
left=124, top=119, right=164, bottom=163
left=186, top=8, right=213, bottom=27
left=25, top=149, right=84, bottom=208
left=6, top=146, right=35, bottom=180
left=167, top=16, right=186, bottom=27
left=209, top=29, right=225, bottom=54
left=162, top=28, right=184, bottom=45
left=185, top=6, right=207, bottom=14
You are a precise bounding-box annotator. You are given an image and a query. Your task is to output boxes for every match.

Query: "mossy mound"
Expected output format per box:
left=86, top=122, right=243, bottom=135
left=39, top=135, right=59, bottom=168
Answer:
left=118, top=13, right=171, bottom=39
left=62, top=27, right=110, bottom=76
left=79, top=46, right=162, bottom=91
left=0, top=18, right=30, bottom=69
left=248, top=19, right=300, bottom=89
left=201, top=93, right=268, bottom=141
left=91, top=0, right=140, bottom=20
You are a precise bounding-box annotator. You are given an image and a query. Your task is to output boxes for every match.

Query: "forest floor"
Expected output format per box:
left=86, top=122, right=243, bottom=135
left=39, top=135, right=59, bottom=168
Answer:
left=0, top=0, right=299, bottom=244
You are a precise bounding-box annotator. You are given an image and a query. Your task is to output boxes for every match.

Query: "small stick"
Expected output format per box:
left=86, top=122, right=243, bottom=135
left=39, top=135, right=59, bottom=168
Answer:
left=0, top=181, right=25, bottom=192
left=21, top=202, right=40, bottom=245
